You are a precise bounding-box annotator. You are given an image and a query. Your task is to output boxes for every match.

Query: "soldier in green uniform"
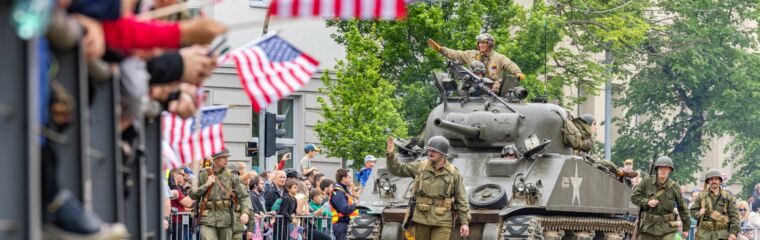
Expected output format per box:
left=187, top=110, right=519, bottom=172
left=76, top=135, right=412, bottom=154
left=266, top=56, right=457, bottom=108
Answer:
left=227, top=163, right=247, bottom=240
left=386, top=136, right=471, bottom=240
left=689, top=169, right=740, bottom=240
left=190, top=149, right=253, bottom=240
left=631, top=156, right=690, bottom=240
left=428, top=33, right=524, bottom=93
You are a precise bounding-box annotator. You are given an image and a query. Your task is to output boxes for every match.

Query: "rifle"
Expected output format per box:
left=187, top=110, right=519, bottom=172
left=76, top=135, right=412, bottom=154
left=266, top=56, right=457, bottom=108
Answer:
left=632, top=156, right=657, bottom=240
left=448, top=62, right=524, bottom=118
left=194, top=168, right=216, bottom=232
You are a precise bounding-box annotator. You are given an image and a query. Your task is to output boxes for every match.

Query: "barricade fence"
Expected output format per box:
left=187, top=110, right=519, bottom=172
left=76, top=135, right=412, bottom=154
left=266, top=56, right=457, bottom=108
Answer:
left=167, top=212, right=333, bottom=240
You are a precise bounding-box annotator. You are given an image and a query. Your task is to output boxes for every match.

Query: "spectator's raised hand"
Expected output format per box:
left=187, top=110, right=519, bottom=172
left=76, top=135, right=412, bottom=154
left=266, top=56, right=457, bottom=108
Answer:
left=180, top=45, right=215, bottom=85
left=179, top=17, right=228, bottom=46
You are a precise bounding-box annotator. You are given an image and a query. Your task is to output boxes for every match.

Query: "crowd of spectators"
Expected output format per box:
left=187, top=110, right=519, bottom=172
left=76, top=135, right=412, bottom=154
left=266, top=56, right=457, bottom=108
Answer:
left=167, top=144, right=371, bottom=240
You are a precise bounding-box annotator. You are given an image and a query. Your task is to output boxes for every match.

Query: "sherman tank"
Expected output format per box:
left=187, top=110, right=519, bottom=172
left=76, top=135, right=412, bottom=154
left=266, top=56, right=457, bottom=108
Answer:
left=346, top=62, right=639, bottom=240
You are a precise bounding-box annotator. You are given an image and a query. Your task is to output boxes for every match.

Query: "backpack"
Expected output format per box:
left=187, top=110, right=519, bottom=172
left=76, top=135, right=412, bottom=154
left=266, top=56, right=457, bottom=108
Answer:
left=559, top=110, right=584, bottom=149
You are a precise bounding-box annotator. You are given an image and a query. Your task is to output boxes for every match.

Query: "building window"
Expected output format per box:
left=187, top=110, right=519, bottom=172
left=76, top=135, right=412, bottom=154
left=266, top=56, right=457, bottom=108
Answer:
left=249, top=0, right=270, bottom=8
left=278, top=99, right=295, bottom=139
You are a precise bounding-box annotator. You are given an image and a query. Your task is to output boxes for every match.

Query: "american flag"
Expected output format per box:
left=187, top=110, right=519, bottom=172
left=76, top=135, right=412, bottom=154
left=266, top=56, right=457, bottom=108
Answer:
left=161, top=106, right=227, bottom=169
left=230, top=34, right=319, bottom=112
left=268, top=0, right=407, bottom=20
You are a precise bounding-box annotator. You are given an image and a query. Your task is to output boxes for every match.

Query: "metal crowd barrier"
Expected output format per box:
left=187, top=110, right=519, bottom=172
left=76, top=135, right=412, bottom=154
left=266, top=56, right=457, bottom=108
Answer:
left=168, top=210, right=195, bottom=240
left=239, top=215, right=333, bottom=240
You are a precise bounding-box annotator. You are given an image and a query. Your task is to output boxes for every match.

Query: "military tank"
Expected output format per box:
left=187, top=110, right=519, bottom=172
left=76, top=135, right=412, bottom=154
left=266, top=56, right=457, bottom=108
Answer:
left=347, top=62, right=639, bottom=240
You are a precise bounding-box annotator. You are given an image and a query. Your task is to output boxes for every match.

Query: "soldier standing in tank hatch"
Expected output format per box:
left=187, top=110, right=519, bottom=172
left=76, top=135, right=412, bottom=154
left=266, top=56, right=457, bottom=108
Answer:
left=689, top=169, right=740, bottom=240
left=190, top=148, right=253, bottom=240
left=386, top=136, right=471, bottom=240
left=428, top=33, right=525, bottom=93
left=631, top=156, right=691, bottom=240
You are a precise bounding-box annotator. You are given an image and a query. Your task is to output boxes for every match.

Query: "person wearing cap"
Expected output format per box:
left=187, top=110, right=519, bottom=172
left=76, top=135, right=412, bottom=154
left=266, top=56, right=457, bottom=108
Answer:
left=300, top=144, right=321, bottom=176
left=189, top=148, right=253, bottom=240
left=631, top=156, right=690, bottom=240
left=355, top=155, right=377, bottom=187
left=427, top=33, right=524, bottom=94
left=386, top=136, right=471, bottom=239
left=690, top=169, right=740, bottom=240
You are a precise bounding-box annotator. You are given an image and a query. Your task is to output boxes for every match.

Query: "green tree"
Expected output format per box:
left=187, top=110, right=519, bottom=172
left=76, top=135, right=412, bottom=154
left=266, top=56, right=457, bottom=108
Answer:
left=612, top=0, right=760, bottom=183
left=315, top=26, right=408, bottom=169
left=327, top=0, right=650, bottom=135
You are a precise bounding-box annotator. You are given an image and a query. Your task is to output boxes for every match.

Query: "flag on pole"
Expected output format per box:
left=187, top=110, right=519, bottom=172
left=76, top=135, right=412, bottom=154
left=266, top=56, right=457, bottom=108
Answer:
left=268, top=0, right=407, bottom=20
left=161, top=106, right=228, bottom=169
left=229, top=34, right=319, bottom=112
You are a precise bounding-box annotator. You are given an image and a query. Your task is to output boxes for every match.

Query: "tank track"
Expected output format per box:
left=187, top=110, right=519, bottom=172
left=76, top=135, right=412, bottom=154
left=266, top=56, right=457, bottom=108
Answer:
left=347, top=215, right=381, bottom=240
left=500, top=215, right=635, bottom=240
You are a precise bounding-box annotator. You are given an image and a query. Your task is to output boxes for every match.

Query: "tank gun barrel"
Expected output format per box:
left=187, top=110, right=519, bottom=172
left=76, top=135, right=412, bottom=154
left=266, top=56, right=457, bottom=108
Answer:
left=434, top=118, right=480, bottom=139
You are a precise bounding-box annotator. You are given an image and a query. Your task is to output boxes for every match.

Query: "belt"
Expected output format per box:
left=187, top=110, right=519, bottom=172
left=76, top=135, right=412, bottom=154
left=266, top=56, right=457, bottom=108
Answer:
left=416, top=197, right=453, bottom=208
left=206, top=200, right=231, bottom=210
left=643, top=212, right=677, bottom=222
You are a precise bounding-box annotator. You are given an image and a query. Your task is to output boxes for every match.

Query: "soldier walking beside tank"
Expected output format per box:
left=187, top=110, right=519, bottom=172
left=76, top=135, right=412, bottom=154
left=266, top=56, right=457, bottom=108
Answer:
left=190, top=148, right=253, bottom=240
left=690, top=169, right=740, bottom=240
left=631, top=156, right=690, bottom=240
left=386, top=136, right=471, bottom=239
left=428, top=33, right=525, bottom=93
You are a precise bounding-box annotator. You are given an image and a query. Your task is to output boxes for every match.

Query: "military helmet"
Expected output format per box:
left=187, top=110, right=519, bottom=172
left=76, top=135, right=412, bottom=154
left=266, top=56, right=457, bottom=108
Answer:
left=426, top=136, right=450, bottom=155
left=470, top=61, right=486, bottom=75
left=476, top=33, right=495, bottom=48
left=580, top=114, right=595, bottom=126
left=653, top=156, right=674, bottom=170
left=703, top=169, right=722, bottom=183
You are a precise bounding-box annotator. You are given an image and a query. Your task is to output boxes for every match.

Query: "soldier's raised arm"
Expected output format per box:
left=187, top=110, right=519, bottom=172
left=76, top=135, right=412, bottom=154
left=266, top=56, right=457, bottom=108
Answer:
left=428, top=39, right=472, bottom=63
left=386, top=137, right=422, bottom=178
left=189, top=170, right=210, bottom=199
left=630, top=177, right=651, bottom=209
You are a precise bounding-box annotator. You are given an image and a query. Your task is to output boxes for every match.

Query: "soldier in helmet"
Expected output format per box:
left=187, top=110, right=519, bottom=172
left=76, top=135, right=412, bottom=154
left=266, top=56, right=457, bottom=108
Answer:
left=631, top=156, right=690, bottom=240
left=386, top=136, right=471, bottom=240
left=577, top=114, right=596, bottom=154
left=464, top=60, right=494, bottom=96
left=689, top=169, right=740, bottom=240
left=190, top=148, right=253, bottom=240
left=428, top=33, right=524, bottom=93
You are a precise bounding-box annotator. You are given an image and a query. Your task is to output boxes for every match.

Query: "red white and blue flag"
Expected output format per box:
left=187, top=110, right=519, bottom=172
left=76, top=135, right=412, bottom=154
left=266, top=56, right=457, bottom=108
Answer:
left=229, top=34, right=319, bottom=112
left=268, top=0, right=407, bottom=20
left=161, top=106, right=227, bottom=169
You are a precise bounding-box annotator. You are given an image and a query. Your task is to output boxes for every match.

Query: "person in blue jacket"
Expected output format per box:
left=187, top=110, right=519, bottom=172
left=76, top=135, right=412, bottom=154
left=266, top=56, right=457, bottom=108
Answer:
left=355, top=155, right=377, bottom=187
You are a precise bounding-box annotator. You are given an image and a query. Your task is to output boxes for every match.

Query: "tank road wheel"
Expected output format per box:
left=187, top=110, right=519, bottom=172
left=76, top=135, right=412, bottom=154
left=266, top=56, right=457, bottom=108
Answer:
left=603, top=231, right=625, bottom=240
left=500, top=216, right=544, bottom=240
left=347, top=215, right=381, bottom=240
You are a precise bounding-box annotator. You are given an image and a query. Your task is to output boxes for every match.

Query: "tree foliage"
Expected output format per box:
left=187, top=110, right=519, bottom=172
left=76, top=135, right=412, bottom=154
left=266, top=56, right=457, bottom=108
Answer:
left=612, top=0, right=760, bottom=184
left=326, top=0, right=649, bottom=135
left=315, top=26, right=408, bottom=169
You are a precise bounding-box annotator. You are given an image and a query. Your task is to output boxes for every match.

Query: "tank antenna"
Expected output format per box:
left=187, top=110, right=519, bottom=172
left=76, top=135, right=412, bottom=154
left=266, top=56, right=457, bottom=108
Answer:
left=543, top=20, right=548, bottom=98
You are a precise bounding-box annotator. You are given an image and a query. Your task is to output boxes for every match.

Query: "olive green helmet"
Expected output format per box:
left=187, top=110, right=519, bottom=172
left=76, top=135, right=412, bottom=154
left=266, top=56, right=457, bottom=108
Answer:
left=426, top=136, right=450, bottom=155
left=654, top=156, right=674, bottom=170
left=476, top=33, right=495, bottom=48
left=580, top=114, right=595, bottom=126
left=470, top=61, right=486, bottom=75
left=703, top=169, right=722, bottom=183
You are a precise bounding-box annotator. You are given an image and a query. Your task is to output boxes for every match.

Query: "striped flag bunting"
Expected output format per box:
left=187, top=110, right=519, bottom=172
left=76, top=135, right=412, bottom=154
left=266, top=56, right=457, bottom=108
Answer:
left=268, top=0, right=407, bottom=20
left=229, top=34, right=319, bottom=112
left=161, top=105, right=228, bottom=169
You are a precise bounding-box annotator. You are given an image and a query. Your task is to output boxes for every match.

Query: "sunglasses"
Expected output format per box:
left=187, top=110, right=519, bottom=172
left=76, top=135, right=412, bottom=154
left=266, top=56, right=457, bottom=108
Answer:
left=739, top=208, right=747, bottom=212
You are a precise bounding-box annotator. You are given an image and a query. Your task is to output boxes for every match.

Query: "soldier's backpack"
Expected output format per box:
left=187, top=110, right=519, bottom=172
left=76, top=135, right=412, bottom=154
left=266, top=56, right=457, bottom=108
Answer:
left=558, top=110, right=584, bottom=149
left=572, top=117, right=594, bottom=152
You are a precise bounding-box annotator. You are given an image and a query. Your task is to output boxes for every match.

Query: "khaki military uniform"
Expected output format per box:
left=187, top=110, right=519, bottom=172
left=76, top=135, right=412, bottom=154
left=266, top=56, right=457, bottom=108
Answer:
left=438, top=47, right=522, bottom=91
left=386, top=153, right=470, bottom=240
left=631, top=177, right=690, bottom=240
left=190, top=167, right=253, bottom=240
left=689, top=189, right=740, bottom=240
